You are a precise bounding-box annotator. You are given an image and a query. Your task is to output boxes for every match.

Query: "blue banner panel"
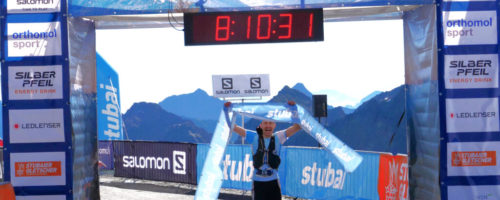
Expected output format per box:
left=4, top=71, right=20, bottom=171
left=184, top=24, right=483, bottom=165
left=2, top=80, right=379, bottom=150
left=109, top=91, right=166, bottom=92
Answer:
left=197, top=144, right=253, bottom=191
left=97, top=53, right=123, bottom=141
left=114, top=141, right=197, bottom=184
left=281, top=147, right=380, bottom=200
left=98, top=141, right=114, bottom=170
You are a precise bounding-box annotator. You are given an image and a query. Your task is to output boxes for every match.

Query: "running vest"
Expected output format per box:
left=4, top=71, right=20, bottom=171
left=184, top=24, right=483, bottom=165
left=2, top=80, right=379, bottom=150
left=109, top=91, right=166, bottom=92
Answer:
left=253, top=129, right=281, bottom=169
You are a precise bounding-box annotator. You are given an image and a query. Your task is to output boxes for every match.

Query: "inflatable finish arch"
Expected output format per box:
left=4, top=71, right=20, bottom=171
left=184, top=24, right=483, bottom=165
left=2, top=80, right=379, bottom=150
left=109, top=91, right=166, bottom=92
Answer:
left=0, top=0, right=497, bottom=199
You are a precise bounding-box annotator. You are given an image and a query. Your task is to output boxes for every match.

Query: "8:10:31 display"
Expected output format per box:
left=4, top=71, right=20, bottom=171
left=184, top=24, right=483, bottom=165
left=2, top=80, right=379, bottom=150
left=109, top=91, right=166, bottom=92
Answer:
left=184, top=9, right=323, bottom=45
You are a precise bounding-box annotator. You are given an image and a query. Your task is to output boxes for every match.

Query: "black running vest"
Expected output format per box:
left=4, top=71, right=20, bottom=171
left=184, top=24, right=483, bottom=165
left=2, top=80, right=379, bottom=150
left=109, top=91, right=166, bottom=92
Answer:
left=253, top=133, right=281, bottom=169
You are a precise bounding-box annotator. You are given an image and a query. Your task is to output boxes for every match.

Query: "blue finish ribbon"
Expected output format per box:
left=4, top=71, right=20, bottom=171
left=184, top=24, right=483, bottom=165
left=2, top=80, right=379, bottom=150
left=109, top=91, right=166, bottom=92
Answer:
left=195, top=103, right=362, bottom=199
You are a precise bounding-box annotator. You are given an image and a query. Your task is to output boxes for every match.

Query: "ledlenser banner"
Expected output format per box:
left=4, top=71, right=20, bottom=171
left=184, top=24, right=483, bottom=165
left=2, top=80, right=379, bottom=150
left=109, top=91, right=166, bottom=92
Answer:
left=114, top=141, right=197, bottom=184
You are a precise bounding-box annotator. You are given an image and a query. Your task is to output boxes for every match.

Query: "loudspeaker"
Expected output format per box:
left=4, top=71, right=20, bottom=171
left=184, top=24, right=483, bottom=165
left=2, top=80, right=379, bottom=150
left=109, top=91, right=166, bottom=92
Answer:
left=313, top=95, right=328, bottom=118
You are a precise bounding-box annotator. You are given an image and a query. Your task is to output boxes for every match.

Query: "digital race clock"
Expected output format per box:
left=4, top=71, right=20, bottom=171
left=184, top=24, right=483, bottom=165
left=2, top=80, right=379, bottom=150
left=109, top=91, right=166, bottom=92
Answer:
left=183, top=9, right=324, bottom=46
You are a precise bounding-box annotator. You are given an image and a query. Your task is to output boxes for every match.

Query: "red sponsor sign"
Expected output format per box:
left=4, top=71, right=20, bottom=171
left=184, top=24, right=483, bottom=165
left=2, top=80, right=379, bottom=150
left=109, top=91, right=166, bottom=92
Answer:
left=378, top=154, right=408, bottom=200
left=15, top=161, right=62, bottom=177
left=452, top=151, right=496, bottom=167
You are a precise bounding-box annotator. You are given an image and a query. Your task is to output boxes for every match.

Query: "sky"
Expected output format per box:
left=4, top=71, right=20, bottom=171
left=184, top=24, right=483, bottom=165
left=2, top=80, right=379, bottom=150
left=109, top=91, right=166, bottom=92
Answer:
left=96, top=19, right=405, bottom=112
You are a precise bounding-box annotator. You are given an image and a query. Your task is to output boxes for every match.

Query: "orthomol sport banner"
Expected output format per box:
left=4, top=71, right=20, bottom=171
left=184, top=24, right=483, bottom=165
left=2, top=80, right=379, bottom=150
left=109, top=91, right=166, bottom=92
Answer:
left=114, top=141, right=197, bottom=184
left=97, top=53, right=123, bottom=140
left=195, top=103, right=362, bottom=200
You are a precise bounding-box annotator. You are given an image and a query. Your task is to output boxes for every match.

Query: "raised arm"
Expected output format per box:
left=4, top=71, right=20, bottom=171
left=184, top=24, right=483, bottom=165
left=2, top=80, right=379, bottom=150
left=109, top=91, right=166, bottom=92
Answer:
left=285, top=100, right=301, bottom=138
left=225, top=101, right=247, bottom=137
left=233, top=124, right=247, bottom=137
left=285, top=123, right=301, bottom=138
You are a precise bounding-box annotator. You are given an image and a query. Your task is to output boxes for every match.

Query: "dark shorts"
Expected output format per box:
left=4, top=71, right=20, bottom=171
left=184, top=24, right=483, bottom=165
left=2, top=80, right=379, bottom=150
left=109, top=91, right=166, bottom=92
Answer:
left=253, top=179, right=281, bottom=200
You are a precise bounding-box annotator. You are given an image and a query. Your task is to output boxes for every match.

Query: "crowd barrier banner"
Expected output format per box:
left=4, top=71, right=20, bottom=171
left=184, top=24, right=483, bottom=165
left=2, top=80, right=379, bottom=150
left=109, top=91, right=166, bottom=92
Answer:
left=197, top=144, right=253, bottom=191
left=114, top=141, right=197, bottom=184
left=377, top=154, right=408, bottom=200
left=280, top=147, right=380, bottom=199
left=98, top=141, right=114, bottom=170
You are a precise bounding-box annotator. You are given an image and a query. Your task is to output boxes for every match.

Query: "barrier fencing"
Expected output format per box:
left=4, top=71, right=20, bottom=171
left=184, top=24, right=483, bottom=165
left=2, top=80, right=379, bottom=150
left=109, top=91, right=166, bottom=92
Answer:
left=99, top=141, right=408, bottom=199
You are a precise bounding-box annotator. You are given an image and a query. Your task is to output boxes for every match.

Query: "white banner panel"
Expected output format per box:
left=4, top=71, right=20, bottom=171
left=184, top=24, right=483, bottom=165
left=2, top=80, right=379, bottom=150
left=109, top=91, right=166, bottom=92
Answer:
left=443, top=11, right=497, bottom=45
left=8, top=65, right=63, bottom=100
left=7, top=22, right=62, bottom=57
left=447, top=142, right=500, bottom=176
left=10, top=152, right=66, bottom=186
left=9, top=109, right=65, bottom=143
left=17, top=195, right=66, bottom=200
left=444, top=54, right=499, bottom=89
left=7, top=0, right=61, bottom=13
left=448, top=185, right=500, bottom=200
left=212, top=74, right=270, bottom=98
left=446, top=98, right=499, bottom=133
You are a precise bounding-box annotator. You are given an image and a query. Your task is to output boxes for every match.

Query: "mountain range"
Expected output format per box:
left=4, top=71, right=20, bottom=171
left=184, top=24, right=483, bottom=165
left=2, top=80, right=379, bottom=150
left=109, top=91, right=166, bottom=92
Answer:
left=123, top=83, right=406, bottom=153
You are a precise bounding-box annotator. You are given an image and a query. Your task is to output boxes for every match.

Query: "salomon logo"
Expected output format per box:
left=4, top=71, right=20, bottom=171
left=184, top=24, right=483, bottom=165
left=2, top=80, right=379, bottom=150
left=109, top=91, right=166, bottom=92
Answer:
left=250, top=77, right=261, bottom=89
left=173, top=151, right=186, bottom=175
left=222, top=78, right=233, bottom=89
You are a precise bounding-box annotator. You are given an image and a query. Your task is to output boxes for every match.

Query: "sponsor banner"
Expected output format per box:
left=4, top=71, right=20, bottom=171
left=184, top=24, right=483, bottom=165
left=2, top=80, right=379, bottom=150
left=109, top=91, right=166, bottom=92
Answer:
left=447, top=142, right=500, bottom=176
left=10, top=152, right=66, bottom=186
left=7, top=22, right=62, bottom=57
left=9, top=108, right=64, bottom=143
left=212, top=74, right=270, bottom=98
left=442, top=11, right=497, bottom=45
left=98, top=141, right=114, bottom=170
left=8, top=65, right=63, bottom=100
left=16, top=195, right=66, bottom=200
left=97, top=54, right=123, bottom=140
left=197, top=144, right=253, bottom=190
left=282, top=147, right=380, bottom=199
left=1, top=149, right=3, bottom=180
left=7, top=0, right=61, bottom=13
left=444, top=54, right=498, bottom=89
left=444, top=0, right=496, bottom=1
left=378, top=154, right=409, bottom=200
left=448, top=185, right=500, bottom=200
left=445, top=98, right=499, bottom=133
left=114, top=141, right=197, bottom=184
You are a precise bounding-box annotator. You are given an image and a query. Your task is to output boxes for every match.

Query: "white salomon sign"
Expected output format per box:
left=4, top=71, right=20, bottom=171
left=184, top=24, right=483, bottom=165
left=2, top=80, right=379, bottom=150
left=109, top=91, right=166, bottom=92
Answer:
left=446, top=98, right=499, bottom=133
left=10, top=152, right=66, bottom=186
left=9, top=109, right=65, bottom=143
left=212, top=74, right=270, bottom=98
left=443, top=11, right=497, bottom=45
left=444, top=54, right=498, bottom=89
left=8, top=22, right=62, bottom=57
left=7, top=0, right=61, bottom=13
left=8, top=65, right=63, bottom=100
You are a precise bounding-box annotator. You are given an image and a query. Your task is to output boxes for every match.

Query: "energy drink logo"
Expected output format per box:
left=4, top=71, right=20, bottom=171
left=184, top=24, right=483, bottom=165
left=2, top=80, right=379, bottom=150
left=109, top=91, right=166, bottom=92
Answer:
left=452, top=151, right=496, bottom=167
left=445, top=54, right=498, bottom=89
left=9, top=65, right=63, bottom=100
left=378, top=155, right=408, bottom=200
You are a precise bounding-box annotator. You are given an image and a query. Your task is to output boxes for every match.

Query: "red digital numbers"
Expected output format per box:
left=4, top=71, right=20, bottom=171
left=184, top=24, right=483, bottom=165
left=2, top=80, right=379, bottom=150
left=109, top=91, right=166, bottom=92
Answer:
left=257, top=14, right=272, bottom=40
left=215, top=16, right=230, bottom=41
left=203, top=10, right=321, bottom=44
left=278, top=13, right=292, bottom=39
